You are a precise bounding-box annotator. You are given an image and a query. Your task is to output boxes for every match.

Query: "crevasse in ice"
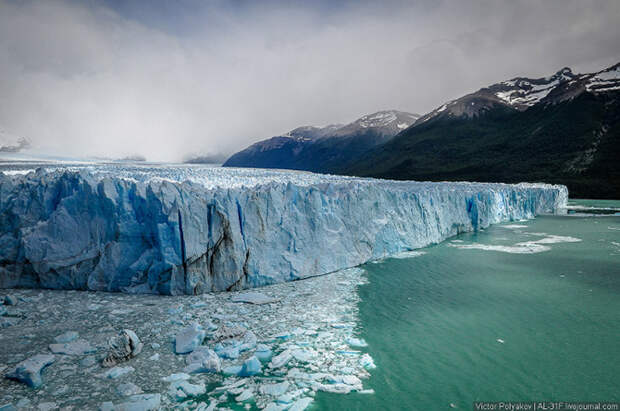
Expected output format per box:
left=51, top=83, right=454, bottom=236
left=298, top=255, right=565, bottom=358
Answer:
left=0, top=165, right=568, bottom=294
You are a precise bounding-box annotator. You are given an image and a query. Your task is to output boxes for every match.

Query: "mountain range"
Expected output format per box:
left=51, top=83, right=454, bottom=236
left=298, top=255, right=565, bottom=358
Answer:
left=223, top=62, right=620, bottom=198
left=223, top=110, right=420, bottom=172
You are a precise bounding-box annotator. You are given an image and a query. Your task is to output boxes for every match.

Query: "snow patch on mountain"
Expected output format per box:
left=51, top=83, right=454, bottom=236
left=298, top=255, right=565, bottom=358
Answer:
left=492, top=67, right=576, bottom=108
left=586, top=64, right=620, bottom=93
left=416, top=62, right=620, bottom=125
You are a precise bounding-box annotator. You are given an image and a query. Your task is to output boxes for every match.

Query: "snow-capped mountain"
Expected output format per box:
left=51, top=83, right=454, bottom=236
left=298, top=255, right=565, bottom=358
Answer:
left=222, top=110, right=420, bottom=171
left=0, top=129, right=30, bottom=153
left=332, top=110, right=420, bottom=137
left=417, top=63, right=620, bottom=124
left=343, top=62, right=620, bottom=199
left=284, top=124, right=344, bottom=141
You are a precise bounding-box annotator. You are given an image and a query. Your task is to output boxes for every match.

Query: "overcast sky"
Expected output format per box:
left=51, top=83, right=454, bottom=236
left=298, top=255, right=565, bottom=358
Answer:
left=1, top=0, right=619, bottom=161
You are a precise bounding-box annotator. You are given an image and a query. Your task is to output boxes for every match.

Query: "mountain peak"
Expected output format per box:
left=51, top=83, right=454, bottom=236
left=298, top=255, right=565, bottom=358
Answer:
left=223, top=109, right=420, bottom=171
left=552, top=66, right=573, bottom=78
left=355, top=110, right=419, bottom=127
left=416, top=62, right=620, bottom=126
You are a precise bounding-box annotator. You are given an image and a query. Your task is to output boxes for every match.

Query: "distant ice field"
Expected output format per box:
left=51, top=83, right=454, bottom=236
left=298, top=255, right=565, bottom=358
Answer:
left=0, top=161, right=565, bottom=192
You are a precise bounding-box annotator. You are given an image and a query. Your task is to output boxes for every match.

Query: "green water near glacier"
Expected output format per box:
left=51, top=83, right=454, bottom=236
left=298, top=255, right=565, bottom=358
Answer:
left=316, top=201, right=620, bottom=410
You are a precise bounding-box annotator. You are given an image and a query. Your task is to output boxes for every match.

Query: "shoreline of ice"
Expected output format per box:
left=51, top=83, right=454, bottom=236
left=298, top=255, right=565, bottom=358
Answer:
left=0, top=268, right=370, bottom=410
left=0, top=165, right=568, bottom=294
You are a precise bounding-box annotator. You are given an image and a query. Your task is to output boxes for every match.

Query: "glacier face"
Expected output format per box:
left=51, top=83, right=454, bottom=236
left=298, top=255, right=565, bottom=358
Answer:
left=0, top=165, right=567, bottom=294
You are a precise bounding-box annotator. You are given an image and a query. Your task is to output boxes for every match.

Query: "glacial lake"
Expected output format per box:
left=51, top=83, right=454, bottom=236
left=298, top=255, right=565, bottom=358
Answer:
left=316, top=200, right=620, bottom=410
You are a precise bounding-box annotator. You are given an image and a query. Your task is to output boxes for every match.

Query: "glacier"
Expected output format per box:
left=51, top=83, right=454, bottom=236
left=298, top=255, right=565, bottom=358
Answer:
left=0, top=165, right=567, bottom=294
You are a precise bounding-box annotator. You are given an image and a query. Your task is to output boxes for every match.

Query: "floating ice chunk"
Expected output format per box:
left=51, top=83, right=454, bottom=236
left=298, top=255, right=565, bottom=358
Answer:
left=342, top=375, right=362, bottom=386
left=49, top=339, right=96, bottom=355
left=222, top=365, right=242, bottom=376
left=110, top=393, right=161, bottom=411
left=235, top=388, right=254, bottom=402
left=162, top=373, right=190, bottom=382
left=174, top=323, right=206, bottom=354
left=291, top=349, right=315, bottom=363
left=239, top=330, right=257, bottom=352
left=497, top=339, right=505, bottom=344
left=103, top=366, right=134, bottom=379
left=37, top=402, right=57, bottom=411
left=167, top=305, right=183, bottom=315
left=103, top=330, right=143, bottom=367
left=204, top=320, right=218, bottom=331
left=254, top=344, right=273, bottom=361
left=346, top=337, right=368, bottom=348
left=54, top=331, right=78, bottom=343
left=519, top=234, right=582, bottom=245
left=239, top=356, right=262, bottom=376
left=450, top=234, right=581, bottom=254
left=213, top=378, right=247, bottom=393
left=359, top=353, right=376, bottom=370
left=259, top=381, right=290, bottom=397
left=148, top=353, right=159, bottom=361
left=231, top=292, right=279, bottom=305
left=390, top=251, right=426, bottom=259
left=116, top=382, right=143, bottom=397
left=100, top=401, right=114, bottom=410
left=336, top=350, right=361, bottom=356
left=448, top=242, right=551, bottom=254
left=0, top=317, right=18, bottom=328
left=273, top=332, right=291, bottom=341
left=501, top=225, right=529, bottom=229
left=3, top=295, right=17, bottom=306
left=289, top=397, right=313, bottom=411
left=183, top=347, right=221, bottom=373
left=277, top=393, right=295, bottom=404
left=168, top=380, right=206, bottom=401
left=5, top=354, right=55, bottom=388
left=326, top=374, right=362, bottom=386
left=270, top=349, right=293, bottom=369
left=191, top=301, right=207, bottom=308
left=264, top=403, right=286, bottom=411
left=79, top=355, right=97, bottom=367
left=315, top=383, right=355, bottom=394
left=212, top=325, right=246, bottom=342
left=214, top=344, right=240, bottom=359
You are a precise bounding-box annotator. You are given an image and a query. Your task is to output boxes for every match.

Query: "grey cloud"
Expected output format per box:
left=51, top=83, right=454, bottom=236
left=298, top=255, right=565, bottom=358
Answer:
left=0, top=0, right=618, bottom=161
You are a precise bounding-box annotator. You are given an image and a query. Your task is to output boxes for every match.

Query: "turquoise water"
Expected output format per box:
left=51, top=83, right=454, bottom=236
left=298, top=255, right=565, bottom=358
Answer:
left=316, top=202, right=620, bottom=410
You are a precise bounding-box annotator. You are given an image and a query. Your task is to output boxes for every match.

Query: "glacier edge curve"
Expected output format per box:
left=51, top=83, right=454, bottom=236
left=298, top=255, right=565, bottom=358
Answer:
left=0, top=168, right=567, bottom=294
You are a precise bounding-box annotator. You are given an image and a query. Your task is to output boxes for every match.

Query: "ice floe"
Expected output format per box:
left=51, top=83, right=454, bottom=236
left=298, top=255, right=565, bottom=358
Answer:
left=449, top=233, right=582, bottom=254
left=0, top=267, right=373, bottom=409
left=5, top=354, right=55, bottom=388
